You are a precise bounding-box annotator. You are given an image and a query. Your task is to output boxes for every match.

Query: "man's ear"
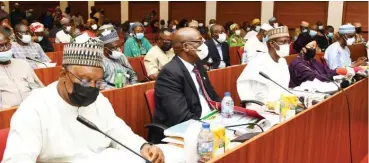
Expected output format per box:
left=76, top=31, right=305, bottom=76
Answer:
left=182, top=43, right=190, bottom=52
left=59, top=68, right=68, bottom=81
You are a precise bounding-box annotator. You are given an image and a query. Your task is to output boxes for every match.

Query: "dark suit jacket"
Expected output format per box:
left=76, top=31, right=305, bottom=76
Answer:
left=203, top=39, right=230, bottom=69
left=151, top=56, right=220, bottom=142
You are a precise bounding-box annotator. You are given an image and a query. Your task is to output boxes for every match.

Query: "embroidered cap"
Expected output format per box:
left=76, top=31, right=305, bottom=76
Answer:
left=267, top=26, right=290, bottom=40
left=99, top=29, right=119, bottom=45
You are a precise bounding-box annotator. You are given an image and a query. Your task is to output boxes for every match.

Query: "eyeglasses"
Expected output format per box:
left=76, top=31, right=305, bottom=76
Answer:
left=66, top=69, right=103, bottom=88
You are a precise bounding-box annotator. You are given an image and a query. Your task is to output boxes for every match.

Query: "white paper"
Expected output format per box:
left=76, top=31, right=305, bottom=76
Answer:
left=294, top=78, right=338, bottom=93
left=36, top=62, right=57, bottom=68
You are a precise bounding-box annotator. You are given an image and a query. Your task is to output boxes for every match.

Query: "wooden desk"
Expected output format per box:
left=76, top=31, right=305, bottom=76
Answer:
left=34, top=66, right=62, bottom=86
left=46, top=51, right=63, bottom=66
left=52, top=43, right=64, bottom=52
left=229, top=46, right=242, bottom=65
left=211, top=78, right=368, bottom=163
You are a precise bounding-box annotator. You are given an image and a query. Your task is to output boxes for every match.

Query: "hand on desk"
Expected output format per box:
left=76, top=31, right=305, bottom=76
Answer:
left=141, top=144, right=165, bottom=163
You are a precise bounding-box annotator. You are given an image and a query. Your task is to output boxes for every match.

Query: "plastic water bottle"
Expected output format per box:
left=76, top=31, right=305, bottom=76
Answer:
left=114, top=69, right=124, bottom=88
left=221, top=92, right=234, bottom=118
left=197, top=123, right=214, bottom=163
left=241, top=51, right=247, bottom=64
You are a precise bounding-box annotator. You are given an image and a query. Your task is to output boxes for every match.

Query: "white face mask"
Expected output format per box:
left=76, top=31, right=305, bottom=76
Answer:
left=110, top=50, right=124, bottom=59
left=196, top=43, right=209, bottom=60
left=198, top=23, right=203, bottom=27
left=275, top=43, right=290, bottom=57
left=143, top=22, right=148, bottom=26
left=37, top=36, right=43, bottom=42
left=172, top=25, right=176, bottom=30
left=19, top=34, right=32, bottom=44
left=65, top=26, right=71, bottom=32
left=346, top=37, right=355, bottom=46
left=0, top=49, right=12, bottom=62
left=217, top=33, right=227, bottom=43
left=235, top=30, right=241, bottom=36
left=91, top=24, right=97, bottom=30
left=0, top=6, right=5, bottom=10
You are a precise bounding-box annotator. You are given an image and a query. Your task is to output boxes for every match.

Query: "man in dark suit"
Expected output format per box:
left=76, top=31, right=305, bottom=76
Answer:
left=203, top=24, right=230, bottom=69
left=151, top=27, right=221, bottom=142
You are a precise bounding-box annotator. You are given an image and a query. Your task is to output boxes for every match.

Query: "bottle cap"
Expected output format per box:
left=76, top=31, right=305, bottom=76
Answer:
left=224, top=92, right=231, bottom=96
left=202, top=123, right=210, bottom=129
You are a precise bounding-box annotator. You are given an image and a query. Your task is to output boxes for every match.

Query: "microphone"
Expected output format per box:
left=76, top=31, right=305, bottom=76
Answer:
left=25, top=57, right=48, bottom=68
left=258, top=71, right=307, bottom=109
left=76, top=115, right=152, bottom=163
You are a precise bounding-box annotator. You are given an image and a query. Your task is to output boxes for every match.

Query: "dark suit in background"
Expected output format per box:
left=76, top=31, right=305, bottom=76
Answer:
left=151, top=55, right=220, bottom=142
left=203, top=39, right=230, bottom=69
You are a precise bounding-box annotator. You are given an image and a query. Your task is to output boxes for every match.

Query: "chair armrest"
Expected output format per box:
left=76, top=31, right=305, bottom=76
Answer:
left=241, top=100, right=264, bottom=107
left=144, top=123, right=168, bottom=131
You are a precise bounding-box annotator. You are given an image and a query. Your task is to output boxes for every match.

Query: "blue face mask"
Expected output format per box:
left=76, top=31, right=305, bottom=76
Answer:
left=0, top=50, right=13, bottom=62
left=309, top=30, right=317, bottom=37
left=327, top=32, right=333, bottom=38
left=135, top=33, right=144, bottom=40
left=255, top=26, right=261, bottom=32
left=263, top=35, right=269, bottom=42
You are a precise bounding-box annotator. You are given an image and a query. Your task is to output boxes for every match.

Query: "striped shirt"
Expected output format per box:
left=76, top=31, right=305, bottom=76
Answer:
left=11, top=42, right=51, bottom=69
left=102, top=55, right=138, bottom=88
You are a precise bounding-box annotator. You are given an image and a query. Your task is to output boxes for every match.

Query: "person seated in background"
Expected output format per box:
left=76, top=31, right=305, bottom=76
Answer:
left=2, top=34, right=164, bottom=163
left=83, top=18, right=98, bottom=37
left=99, top=30, right=137, bottom=88
left=325, top=25, right=334, bottom=43
left=208, top=19, right=216, bottom=27
left=120, top=21, right=131, bottom=43
left=324, top=24, right=367, bottom=70
left=124, top=22, right=152, bottom=57
left=309, top=24, right=322, bottom=52
left=0, top=32, right=43, bottom=109
left=0, top=16, right=15, bottom=42
left=29, top=22, right=54, bottom=52
left=244, top=18, right=261, bottom=41
left=152, top=27, right=220, bottom=143
left=289, top=40, right=338, bottom=87
left=0, top=2, right=8, bottom=18
left=71, top=12, right=84, bottom=27
left=202, top=24, right=230, bottom=69
left=20, top=18, right=29, bottom=26
left=243, top=23, right=273, bottom=63
left=178, top=19, right=188, bottom=29
left=188, top=20, right=199, bottom=29
left=228, top=23, right=245, bottom=47
left=144, top=28, right=175, bottom=80
left=55, top=17, right=72, bottom=43
left=159, top=19, right=165, bottom=29
left=240, top=21, right=250, bottom=39
left=12, top=24, right=51, bottom=68
left=294, top=21, right=312, bottom=53
left=145, top=19, right=160, bottom=34
left=353, top=22, right=365, bottom=44
left=48, top=20, right=63, bottom=38
left=198, top=20, right=209, bottom=39
left=167, top=19, right=176, bottom=33
left=237, top=26, right=290, bottom=107
left=268, top=17, right=279, bottom=28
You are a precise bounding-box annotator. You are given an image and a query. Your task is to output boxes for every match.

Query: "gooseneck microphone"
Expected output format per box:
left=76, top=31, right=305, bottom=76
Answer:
left=25, top=57, right=48, bottom=68
left=258, top=71, right=307, bottom=109
left=76, top=115, right=152, bottom=163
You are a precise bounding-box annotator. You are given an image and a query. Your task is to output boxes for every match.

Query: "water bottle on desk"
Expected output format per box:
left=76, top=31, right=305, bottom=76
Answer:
left=114, top=69, right=124, bottom=88
left=221, top=92, right=234, bottom=118
left=207, top=57, right=213, bottom=71
left=197, top=123, right=214, bottom=163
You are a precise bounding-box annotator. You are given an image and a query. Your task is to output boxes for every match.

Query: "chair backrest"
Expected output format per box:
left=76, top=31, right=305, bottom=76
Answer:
left=140, top=59, right=148, bottom=79
left=144, top=89, right=155, bottom=122
left=237, top=47, right=244, bottom=63
left=0, top=128, right=10, bottom=161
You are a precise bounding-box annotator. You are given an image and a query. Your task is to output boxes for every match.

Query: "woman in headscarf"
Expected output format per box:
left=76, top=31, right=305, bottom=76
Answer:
left=83, top=19, right=98, bottom=37
left=124, top=22, right=152, bottom=57
left=228, top=23, right=245, bottom=47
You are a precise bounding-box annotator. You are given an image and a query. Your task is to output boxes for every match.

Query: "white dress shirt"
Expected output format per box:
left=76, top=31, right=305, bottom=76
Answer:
left=55, top=30, right=72, bottom=43
left=324, top=42, right=352, bottom=70
left=244, top=31, right=258, bottom=41
left=212, top=39, right=226, bottom=68
left=243, top=35, right=268, bottom=64
left=178, top=57, right=211, bottom=118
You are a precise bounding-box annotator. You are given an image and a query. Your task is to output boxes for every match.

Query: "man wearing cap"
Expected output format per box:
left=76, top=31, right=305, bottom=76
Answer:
left=55, top=17, right=72, bottom=43
left=29, top=22, right=54, bottom=52
left=324, top=24, right=367, bottom=70
left=12, top=24, right=51, bottom=69
left=294, top=21, right=312, bottom=53
left=244, top=18, right=261, bottom=41
left=237, top=26, right=291, bottom=107
left=99, top=30, right=138, bottom=88
left=144, top=28, right=175, bottom=80
left=2, top=34, right=165, bottom=163
left=289, top=40, right=338, bottom=87
left=0, top=31, right=43, bottom=109
left=242, top=23, right=273, bottom=63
